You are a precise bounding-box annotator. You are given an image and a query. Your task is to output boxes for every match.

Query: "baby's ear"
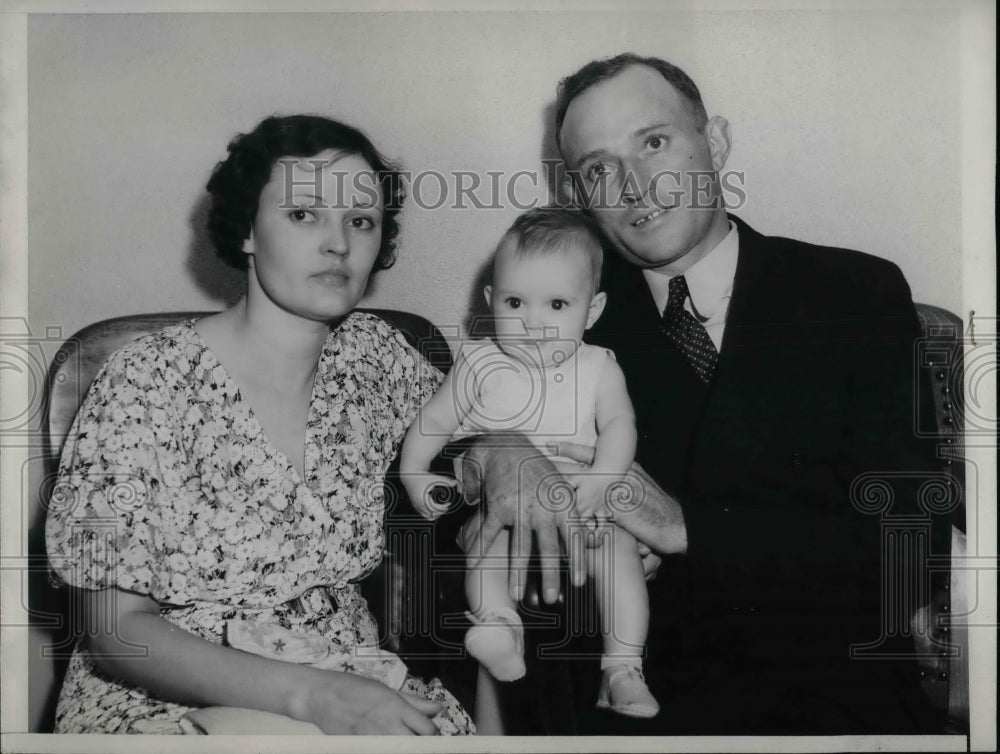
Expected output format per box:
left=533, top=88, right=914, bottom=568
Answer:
left=242, top=230, right=256, bottom=257
left=483, top=285, right=493, bottom=309
left=586, top=291, right=607, bottom=329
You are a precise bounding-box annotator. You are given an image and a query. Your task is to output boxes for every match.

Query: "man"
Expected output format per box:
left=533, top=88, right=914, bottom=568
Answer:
left=460, top=53, right=946, bottom=734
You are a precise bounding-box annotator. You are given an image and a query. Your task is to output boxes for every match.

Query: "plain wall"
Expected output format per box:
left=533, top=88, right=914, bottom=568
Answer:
left=25, top=8, right=965, bottom=731
left=28, top=10, right=963, bottom=342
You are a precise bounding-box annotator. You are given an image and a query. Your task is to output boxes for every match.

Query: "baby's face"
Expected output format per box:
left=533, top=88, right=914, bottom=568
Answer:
left=486, top=241, right=603, bottom=367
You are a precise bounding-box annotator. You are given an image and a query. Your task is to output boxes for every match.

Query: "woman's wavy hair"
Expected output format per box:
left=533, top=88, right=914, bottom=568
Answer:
left=206, top=115, right=405, bottom=271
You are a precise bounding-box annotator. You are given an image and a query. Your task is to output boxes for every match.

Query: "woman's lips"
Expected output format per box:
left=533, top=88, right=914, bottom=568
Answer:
left=311, top=271, right=350, bottom=285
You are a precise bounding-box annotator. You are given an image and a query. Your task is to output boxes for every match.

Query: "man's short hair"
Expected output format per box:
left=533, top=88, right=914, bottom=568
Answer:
left=555, top=53, right=709, bottom=145
left=497, top=206, right=604, bottom=293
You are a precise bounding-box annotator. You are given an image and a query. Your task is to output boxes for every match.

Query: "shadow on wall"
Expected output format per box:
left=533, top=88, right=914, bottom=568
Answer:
left=540, top=100, right=568, bottom=209
left=461, top=99, right=569, bottom=341
left=185, top=193, right=247, bottom=309
left=463, top=256, right=494, bottom=340
left=29, top=191, right=246, bottom=734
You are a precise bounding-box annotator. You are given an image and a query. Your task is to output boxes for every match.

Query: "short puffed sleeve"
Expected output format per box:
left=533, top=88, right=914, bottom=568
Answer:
left=392, top=331, right=446, bottom=433
left=45, top=340, right=189, bottom=600
left=356, top=314, right=445, bottom=443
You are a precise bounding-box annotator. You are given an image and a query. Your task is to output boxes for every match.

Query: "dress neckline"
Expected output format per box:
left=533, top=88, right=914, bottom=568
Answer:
left=184, top=318, right=332, bottom=488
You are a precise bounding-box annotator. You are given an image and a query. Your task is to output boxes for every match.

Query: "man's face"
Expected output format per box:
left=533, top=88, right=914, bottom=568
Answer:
left=559, top=65, right=731, bottom=274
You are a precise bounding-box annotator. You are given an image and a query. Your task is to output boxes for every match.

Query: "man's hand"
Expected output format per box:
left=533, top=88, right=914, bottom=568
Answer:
left=456, top=434, right=583, bottom=604
left=555, top=441, right=688, bottom=557
left=636, top=541, right=663, bottom=581
left=551, top=456, right=663, bottom=578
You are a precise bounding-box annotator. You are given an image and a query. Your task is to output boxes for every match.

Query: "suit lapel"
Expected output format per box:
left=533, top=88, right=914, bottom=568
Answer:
left=590, top=251, right=709, bottom=491
left=717, top=215, right=783, bottom=355
left=600, top=251, right=663, bottom=331
left=593, top=217, right=800, bottom=494
left=688, top=216, right=788, bottom=485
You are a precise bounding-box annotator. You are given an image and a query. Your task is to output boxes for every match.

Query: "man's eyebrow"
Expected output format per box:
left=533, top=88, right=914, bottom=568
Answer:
left=573, top=147, right=606, bottom=169
left=634, top=123, right=673, bottom=137
left=352, top=197, right=380, bottom=210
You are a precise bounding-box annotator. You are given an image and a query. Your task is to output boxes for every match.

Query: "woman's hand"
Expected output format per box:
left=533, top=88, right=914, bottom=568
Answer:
left=82, top=588, right=444, bottom=734
left=291, top=670, right=441, bottom=735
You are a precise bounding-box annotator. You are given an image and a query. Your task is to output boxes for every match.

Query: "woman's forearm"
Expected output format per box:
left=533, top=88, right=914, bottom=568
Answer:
left=87, top=605, right=324, bottom=719
left=83, top=589, right=442, bottom=734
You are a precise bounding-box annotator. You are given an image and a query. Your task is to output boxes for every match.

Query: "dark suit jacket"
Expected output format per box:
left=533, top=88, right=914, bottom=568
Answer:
left=508, top=215, right=946, bottom=734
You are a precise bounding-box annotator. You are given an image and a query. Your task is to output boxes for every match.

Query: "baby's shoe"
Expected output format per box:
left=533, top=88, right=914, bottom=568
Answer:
left=464, top=607, right=526, bottom=682
left=596, top=663, right=660, bottom=718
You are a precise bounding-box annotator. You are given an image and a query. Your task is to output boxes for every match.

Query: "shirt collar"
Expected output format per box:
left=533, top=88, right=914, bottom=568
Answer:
left=642, top=221, right=739, bottom=320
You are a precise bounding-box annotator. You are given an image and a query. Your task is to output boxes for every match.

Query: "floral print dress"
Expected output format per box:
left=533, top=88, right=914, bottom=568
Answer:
left=45, top=313, right=474, bottom=735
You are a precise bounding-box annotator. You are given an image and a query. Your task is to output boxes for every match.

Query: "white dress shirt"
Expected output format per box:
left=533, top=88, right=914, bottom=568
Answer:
left=642, top=222, right=740, bottom=352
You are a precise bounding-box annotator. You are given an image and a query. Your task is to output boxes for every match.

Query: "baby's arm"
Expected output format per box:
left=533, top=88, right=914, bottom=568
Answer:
left=575, top=356, right=637, bottom=519
left=400, top=349, right=475, bottom=519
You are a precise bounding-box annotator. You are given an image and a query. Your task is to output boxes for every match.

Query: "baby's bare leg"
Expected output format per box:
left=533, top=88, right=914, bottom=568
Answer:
left=586, top=525, right=648, bottom=660
left=464, top=528, right=526, bottom=682
left=465, top=528, right=515, bottom=617
left=588, top=525, right=659, bottom=717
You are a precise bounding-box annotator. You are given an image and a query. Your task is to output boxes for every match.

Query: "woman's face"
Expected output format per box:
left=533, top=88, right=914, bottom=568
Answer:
left=244, top=149, right=384, bottom=322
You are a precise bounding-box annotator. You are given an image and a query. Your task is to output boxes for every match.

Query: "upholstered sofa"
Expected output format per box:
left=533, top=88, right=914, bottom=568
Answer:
left=34, top=304, right=968, bottom=734
left=35, top=308, right=455, bottom=731
left=396, top=306, right=971, bottom=735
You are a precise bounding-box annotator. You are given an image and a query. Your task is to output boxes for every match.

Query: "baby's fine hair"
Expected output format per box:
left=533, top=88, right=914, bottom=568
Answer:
left=497, top=207, right=604, bottom=292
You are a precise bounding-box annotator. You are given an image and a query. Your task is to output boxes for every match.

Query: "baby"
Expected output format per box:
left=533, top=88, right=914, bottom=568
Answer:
left=401, top=207, right=658, bottom=718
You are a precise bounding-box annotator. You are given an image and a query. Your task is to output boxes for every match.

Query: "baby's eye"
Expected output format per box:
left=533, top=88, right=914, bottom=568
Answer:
left=550, top=300, right=568, bottom=311
left=504, top=297, right=522, bottom=309
left=289, top=209, right=318, bottom=224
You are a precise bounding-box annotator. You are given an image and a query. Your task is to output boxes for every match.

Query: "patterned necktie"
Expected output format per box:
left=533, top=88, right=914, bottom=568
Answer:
left=662, top=275, right=719, bottom=383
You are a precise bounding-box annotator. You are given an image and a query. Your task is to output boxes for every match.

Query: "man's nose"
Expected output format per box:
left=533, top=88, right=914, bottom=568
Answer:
left=620, top=158, right=660, bottom=210
left=619, top=158, right=643, bottom=207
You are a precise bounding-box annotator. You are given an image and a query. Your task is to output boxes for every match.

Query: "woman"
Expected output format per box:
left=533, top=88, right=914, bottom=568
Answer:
left=45, top=115, right=474, bottom=735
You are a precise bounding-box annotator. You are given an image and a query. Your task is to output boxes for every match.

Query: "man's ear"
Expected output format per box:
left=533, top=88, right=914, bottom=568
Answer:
left=705, top=116, right=732, bottom=172
left=483, top=285, right=493, bottom=309
left=585, top=291, right=608, bottom=329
